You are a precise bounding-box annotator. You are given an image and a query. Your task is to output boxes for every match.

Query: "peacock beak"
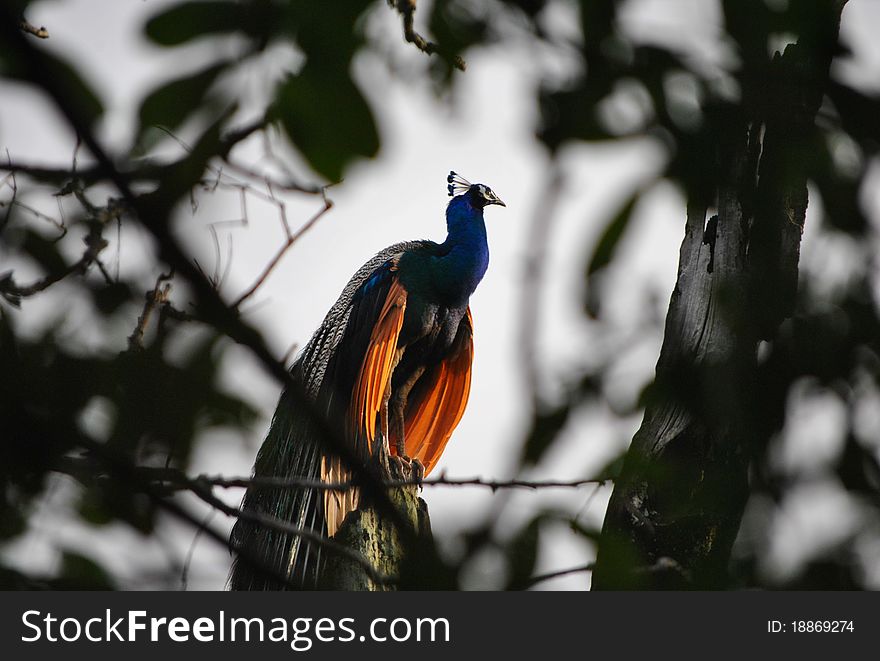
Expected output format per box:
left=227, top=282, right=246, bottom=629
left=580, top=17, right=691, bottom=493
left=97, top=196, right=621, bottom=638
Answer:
left=488, top=195, right=506, bottom=207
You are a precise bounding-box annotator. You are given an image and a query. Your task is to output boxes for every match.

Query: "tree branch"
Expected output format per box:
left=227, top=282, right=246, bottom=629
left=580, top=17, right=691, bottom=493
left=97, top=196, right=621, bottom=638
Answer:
left=0, top=221, right=107, bottom=306
left=231, top=192, right=333, bottom=308
left=19, top=19, right=49, bottom=39
left=520, top=563, right=594, bottom=589
left=127, top=271, right=174, bottom=351
left=387, top=0, right=466, bottom=71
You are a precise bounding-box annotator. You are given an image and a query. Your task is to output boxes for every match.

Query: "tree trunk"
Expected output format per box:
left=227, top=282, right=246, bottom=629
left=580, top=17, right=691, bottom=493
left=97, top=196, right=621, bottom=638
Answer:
left=319, top=482, right=432, bottom=590
left=592, top=3, right=846, bottom=589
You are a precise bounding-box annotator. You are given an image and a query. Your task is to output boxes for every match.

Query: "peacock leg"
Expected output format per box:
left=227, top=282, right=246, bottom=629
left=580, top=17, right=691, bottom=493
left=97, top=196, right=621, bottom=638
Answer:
left=390, top=365, right=426, bottom=458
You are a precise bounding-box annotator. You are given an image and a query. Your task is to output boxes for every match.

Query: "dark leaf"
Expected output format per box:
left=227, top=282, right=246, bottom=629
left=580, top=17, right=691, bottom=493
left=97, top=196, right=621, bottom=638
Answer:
left=0, top=504, right=26, bottom=540
left=145, top=1, right=244, bottom=46
left=137, top=62, right=229, bottom=139
left=78, top=481, right=155, bottom=534
left=579, top=0, right=618, bottom=49
left=276, top=66, right=379, bottom=182
left=90, top=281, right=133, bottom=315
left=522, top=402, right=571, bottom=465
left=584, top=189, right=640, bottom=317
left=505, top=518, right=540, bottom=590
left=19, top=227, right=68, bottom=274
left=141, top=109, right=230, bottom=216
left=539, top=86, right=615, bottom=151
left=201, top=391, right=259, bottom=429
left=56, top=551, right=116, bottom=590
left=587, top=190, right=640, bottom=275
left=827, top=82, right=880, bottom=155
left=1, top=46, right=103, bottom=128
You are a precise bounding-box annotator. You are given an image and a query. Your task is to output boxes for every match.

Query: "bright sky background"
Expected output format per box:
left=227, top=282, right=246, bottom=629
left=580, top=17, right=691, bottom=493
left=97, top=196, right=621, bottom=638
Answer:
left=3, top=0, right=880, bottom=590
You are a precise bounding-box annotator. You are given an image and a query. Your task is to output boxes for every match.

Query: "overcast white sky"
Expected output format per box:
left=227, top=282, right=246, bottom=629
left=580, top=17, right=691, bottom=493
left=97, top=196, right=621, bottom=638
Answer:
left=2, top=0, right=880, bottom=590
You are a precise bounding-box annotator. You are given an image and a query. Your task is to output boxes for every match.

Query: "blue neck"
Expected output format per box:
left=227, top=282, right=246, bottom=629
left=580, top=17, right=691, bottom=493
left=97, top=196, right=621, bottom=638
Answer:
left=434, top=195, right=489, bottom=305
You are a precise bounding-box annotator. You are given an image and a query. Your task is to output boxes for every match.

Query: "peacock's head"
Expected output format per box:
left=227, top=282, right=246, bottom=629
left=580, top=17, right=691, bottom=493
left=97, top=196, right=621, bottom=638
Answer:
left=447, top=171, right=506, bottom=209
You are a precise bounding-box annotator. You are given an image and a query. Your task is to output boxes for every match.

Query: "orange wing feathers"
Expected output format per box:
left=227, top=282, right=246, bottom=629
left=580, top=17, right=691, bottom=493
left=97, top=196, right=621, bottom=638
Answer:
left=349, top=276, right=408, bottom=452
left=391, top=308, right=474, bottom=475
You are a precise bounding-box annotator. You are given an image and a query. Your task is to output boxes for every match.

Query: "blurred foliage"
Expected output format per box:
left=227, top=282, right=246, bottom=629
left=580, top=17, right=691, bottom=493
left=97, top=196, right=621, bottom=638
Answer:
left=1, top=0, right=879, bottom=589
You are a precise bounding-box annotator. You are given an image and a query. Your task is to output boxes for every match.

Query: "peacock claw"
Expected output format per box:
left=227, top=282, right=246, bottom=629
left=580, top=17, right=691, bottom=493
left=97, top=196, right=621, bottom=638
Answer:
left=386, top=453, right=425, bottom=482
left=387, top=453, right=409, bottom=479
left=411, top=458, right=425, bottom=484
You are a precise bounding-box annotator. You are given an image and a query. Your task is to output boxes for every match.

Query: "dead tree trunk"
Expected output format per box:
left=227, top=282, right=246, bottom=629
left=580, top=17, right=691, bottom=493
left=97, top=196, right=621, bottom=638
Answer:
left=320, top=482, right=432, bottom=590
left=592, top=3, right=846, bottom=589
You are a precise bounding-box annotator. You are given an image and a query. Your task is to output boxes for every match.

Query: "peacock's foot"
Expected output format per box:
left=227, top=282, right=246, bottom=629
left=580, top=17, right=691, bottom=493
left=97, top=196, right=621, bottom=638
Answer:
left=410, top=458, right=425, bottom=484
left=387, top=453, right=410, bottom=480
left=387, top=453, right=425, bottom=483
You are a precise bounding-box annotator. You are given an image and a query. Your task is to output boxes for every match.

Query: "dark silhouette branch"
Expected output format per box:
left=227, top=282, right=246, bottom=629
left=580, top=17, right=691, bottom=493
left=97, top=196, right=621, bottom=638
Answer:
left=19, top=19, right=49, bottom=39
left=127, top=271, right=174, bottom=351
left=387, top=0, right=466, bottom=71
left=520, top=563, right=594, bottom=589
left=54, top=457, right=604, bottom=494
left=0, top=219, right=107, bottom=306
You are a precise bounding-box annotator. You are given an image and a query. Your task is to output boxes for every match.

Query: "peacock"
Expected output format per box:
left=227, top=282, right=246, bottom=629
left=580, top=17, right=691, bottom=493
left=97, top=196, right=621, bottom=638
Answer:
left=229, top=171, right=505, bottom=589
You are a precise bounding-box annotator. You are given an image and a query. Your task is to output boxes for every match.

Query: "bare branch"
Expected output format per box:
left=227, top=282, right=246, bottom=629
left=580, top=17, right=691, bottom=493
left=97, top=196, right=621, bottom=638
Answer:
left=0, top=224, right=107, bottom=306
left=61, top=460, right=604, bottom=494
left=521, top=563, right=594, bottom=589
left=231, top=193, right=333, bottom=308
left=19, top=19, right=49, bottom=39
left=387, top=0, right=466, bottom=71
left=180, top=510, right=214, bottom=590
left=127, top=271, right=174, bottom=351
left=1, top=169, right=67, bottom=237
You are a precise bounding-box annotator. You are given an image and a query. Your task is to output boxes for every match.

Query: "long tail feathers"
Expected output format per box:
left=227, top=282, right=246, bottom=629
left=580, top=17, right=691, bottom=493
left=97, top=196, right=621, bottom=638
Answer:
left=229, top=383, right=326, bottom=590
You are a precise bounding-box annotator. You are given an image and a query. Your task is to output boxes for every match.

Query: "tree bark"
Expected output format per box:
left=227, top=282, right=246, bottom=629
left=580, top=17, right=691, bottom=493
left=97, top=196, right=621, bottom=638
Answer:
left=592, top=3, right=847, bottom=589
left=320, top=482, right=431, bottom=590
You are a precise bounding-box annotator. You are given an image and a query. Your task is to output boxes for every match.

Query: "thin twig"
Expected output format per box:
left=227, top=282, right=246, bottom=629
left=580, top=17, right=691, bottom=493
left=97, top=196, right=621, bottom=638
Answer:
left=388, top=0, right=466, bottom=71
left=60, top=460, right=604, bottom=493
left=19, top=20, right=49, bottom=39
left=0, top=171, right=67, bottom=237
left=521, top=563, right=595, bottom=589
left=127, top=271, right=174, bottom=351
left=414, top=474, right=605, bottom=491
left=180, top=510, right=215, bottom=591
left=231, top=194, right=333, bottom=308
left=0, top=225, right=107, bottom=305
left=0, top=163, right=17, bottom=234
